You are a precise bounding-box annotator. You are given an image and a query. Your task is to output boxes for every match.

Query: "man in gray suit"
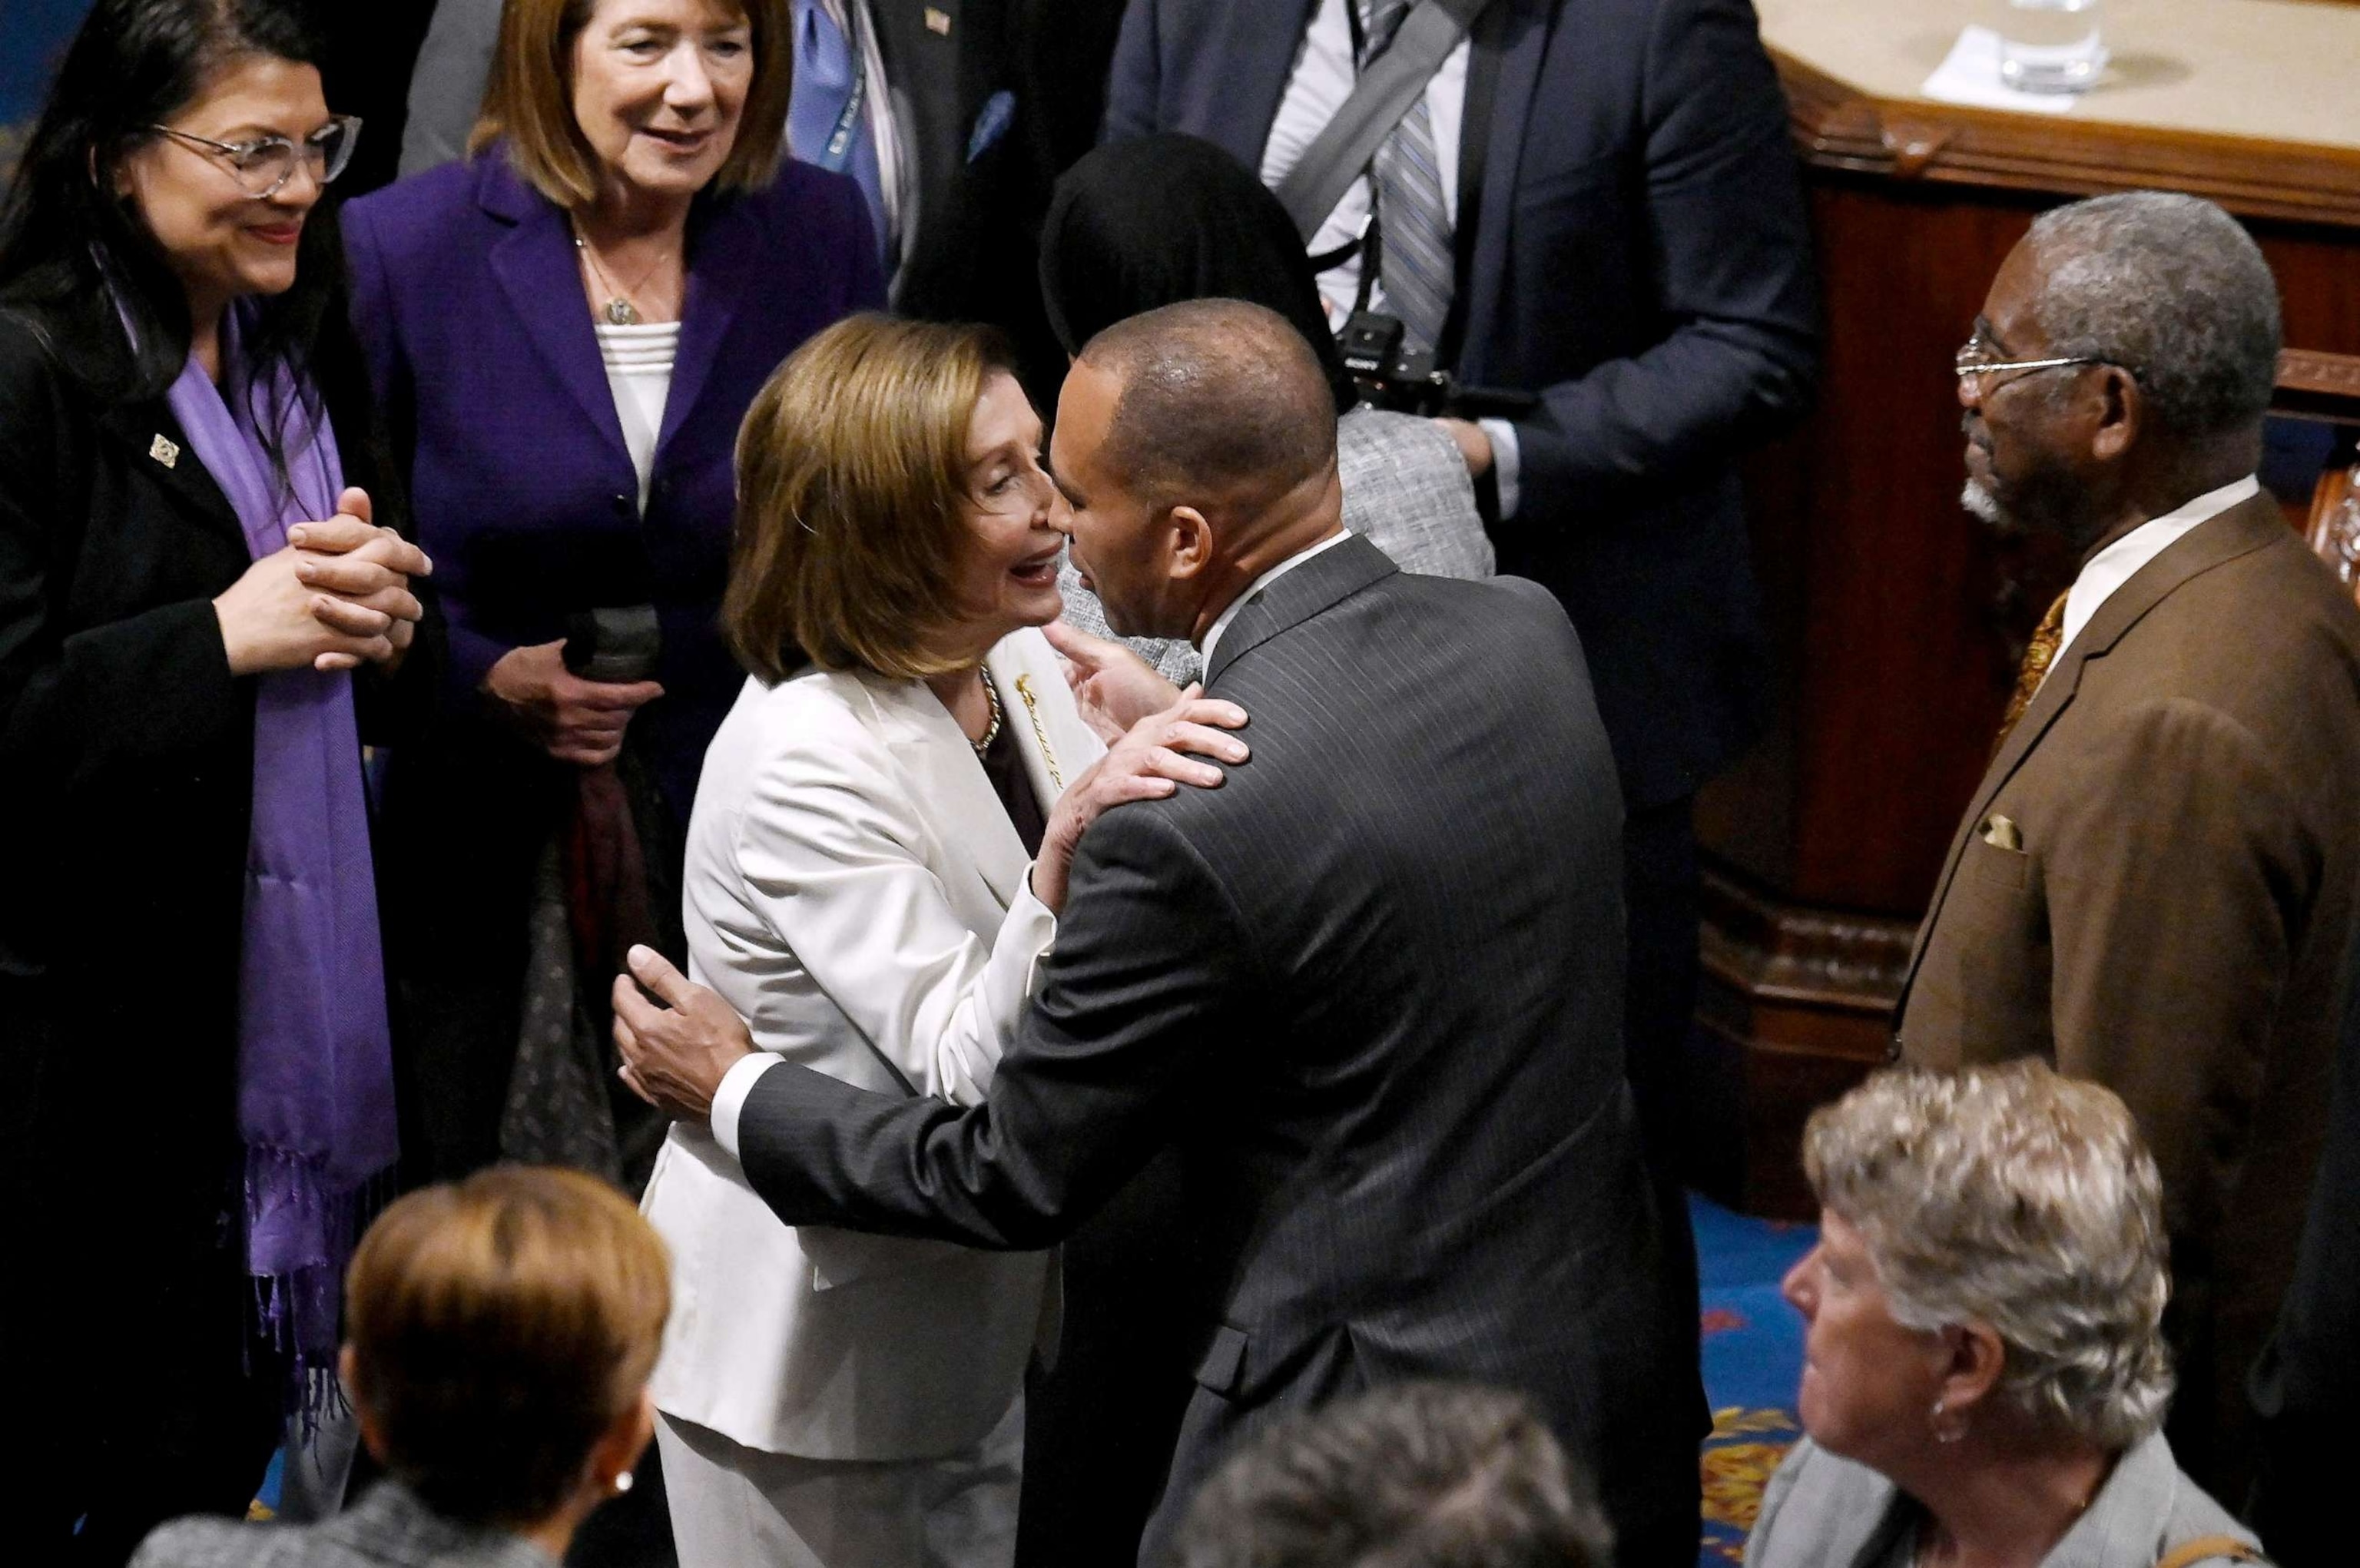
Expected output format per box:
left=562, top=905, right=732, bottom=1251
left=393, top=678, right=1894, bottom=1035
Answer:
left=612, top=300, right=1698, bottom=1565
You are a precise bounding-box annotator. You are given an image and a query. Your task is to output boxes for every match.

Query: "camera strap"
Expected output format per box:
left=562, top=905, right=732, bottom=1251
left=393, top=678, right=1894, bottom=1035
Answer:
left=1273, top=0, right=1498, bottom=244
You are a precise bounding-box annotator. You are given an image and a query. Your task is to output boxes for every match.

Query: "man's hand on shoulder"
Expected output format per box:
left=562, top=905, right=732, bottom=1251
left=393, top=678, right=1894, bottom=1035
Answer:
left=612, top=945, right=754, bottom=1125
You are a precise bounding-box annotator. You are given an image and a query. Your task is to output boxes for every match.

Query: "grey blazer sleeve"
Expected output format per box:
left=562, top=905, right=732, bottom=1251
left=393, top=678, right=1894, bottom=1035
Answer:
left=397, top=0, right=505, bottom=177
left=1336, top=409, right=1493, bottom=579
left=738, top=803, right=1248, bottom=1247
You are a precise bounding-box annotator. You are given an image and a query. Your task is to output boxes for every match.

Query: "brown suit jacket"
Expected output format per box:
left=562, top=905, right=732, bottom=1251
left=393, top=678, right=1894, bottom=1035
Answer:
left=1897, top=492, right=2360, bottom=1501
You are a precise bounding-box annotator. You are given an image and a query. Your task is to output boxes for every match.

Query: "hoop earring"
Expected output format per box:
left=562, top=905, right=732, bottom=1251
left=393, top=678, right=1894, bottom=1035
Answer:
left=1930, top=1397, right=1965, bottom=1445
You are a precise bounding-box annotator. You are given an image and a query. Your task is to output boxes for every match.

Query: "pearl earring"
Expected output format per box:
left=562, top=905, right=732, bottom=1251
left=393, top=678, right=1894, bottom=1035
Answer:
left=613, top=1470, right=635, bottom=1494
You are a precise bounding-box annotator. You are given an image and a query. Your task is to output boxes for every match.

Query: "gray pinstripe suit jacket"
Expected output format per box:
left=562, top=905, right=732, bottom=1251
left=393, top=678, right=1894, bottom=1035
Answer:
left=734, top=535, right=1695, bottom=1562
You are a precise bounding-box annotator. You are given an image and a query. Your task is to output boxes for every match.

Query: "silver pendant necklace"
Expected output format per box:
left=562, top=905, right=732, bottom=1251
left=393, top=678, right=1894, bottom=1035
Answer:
left=572, top=223, right=669, bottom=326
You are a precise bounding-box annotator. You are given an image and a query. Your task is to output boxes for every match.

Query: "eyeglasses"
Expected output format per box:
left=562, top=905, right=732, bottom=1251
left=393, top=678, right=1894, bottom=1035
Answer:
left=1954, top=329, right=2107, bottom=397
left=144, top=116, right=363, bottom=198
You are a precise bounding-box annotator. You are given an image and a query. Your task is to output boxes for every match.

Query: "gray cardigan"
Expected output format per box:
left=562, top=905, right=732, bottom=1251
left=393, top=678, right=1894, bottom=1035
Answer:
left=1745, top=1432, right=2263, bottom=1568
left=1059, top=406, right=1493, bottom=684
left=131, top=1482, right=553, bottom=1568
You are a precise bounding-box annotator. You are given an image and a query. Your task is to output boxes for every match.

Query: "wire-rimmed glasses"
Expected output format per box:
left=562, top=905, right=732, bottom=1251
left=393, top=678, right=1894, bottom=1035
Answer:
left=1954, top=327, right=2107, bottom=399
left=143, top=115, right=363, bottom=199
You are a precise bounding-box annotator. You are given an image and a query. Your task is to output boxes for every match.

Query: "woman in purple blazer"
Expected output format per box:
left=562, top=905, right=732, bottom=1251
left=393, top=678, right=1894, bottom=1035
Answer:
left=343, top=0, right=883, bottom=1193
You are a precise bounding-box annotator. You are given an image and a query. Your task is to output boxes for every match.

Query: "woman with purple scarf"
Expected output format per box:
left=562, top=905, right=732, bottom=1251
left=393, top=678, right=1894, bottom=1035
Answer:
left=0, top=2, right=429, bottom=1560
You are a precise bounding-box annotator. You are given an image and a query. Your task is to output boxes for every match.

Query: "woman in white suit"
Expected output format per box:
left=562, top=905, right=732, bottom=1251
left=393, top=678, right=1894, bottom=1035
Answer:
left=638, top=313, right=1247, bottom=1568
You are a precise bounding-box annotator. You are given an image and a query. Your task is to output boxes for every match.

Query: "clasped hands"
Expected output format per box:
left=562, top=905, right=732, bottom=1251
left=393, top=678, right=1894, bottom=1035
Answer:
left=212, top=486, right=431, bottom=677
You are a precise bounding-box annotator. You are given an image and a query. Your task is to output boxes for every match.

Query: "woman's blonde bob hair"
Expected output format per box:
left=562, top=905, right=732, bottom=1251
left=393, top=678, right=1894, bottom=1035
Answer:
left=468, top=0, right=793, bottom=208
left=343, top=1166, right=671, bottom=1527
left=724, top=313, right=1020, bottom=684
left=1802, top=1059, right=2175, bottom=1450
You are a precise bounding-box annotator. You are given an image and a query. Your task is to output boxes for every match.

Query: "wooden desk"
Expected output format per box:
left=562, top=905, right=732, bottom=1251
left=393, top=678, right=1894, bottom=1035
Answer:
left=1689, top=0, right=2360, bottom=1215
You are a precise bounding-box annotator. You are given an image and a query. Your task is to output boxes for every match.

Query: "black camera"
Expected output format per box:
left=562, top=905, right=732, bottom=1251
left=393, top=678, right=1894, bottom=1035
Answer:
left=1335, top=310, right=1537, bottom=420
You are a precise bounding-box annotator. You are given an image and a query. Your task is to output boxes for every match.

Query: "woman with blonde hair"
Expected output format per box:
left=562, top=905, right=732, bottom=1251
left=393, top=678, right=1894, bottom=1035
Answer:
left=134, top=1165, right=671, bottom=1567
left=636, top=312, right=1246, bottom=1566
left=1748, top=1060, right=2268, bottom=1568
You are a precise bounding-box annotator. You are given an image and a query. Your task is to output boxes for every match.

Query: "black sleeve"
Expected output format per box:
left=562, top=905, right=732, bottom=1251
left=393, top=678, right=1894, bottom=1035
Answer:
left=0, top=318, right=244, bottom=797
left=739, top=801, right=1251, bottom=1249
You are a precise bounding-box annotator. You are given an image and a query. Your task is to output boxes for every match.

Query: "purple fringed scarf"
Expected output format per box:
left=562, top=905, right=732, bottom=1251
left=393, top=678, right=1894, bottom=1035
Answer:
left=165, top=303, right=399, bottom=1417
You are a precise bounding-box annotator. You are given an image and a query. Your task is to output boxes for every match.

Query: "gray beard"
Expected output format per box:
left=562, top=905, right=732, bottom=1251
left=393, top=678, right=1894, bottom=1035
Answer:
left=1960, top=476, right=2004, bottom=525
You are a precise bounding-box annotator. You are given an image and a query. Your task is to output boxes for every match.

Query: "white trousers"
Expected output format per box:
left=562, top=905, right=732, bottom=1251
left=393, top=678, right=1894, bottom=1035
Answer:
left=655, top=1394, right=1023, bottom=1568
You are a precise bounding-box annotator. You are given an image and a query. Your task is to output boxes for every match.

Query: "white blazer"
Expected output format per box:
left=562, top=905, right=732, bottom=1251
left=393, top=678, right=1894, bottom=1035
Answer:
left=641, top=628, right=1105, bottom=1461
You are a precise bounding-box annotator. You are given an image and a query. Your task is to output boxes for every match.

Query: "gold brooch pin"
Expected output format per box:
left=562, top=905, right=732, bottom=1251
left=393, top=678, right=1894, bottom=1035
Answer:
left=149, top=434, right=180, bottom=469
left=924, top=6, right=951, bottom=32
left=1012, top=675, right=1064, bottom=793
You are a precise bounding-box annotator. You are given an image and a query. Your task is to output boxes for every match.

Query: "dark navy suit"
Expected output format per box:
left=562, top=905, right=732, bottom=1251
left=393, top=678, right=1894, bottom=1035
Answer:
left=1105, top=0, right=1816, bottom=811
left=342, top=152, right=883, bottom=1180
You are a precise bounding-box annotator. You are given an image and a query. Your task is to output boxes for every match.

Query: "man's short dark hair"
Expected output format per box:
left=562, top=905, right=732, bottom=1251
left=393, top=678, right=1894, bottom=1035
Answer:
left=1078, top=298, right=1339, bottom=515
left=1170, top=1382, right=1613, bottom=1568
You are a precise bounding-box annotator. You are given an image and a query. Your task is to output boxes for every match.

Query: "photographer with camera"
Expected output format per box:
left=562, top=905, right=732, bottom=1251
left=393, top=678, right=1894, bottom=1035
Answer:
left=1105, top=3, right=1820, bottom=1504
left=1041, top=133, right=1492, bottom=685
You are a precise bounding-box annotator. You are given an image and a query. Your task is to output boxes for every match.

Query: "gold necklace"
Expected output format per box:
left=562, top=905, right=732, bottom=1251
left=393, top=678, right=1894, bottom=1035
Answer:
left=970, top=671, right=1004, bottom=755
left=572, top=222, right=673, bottom=326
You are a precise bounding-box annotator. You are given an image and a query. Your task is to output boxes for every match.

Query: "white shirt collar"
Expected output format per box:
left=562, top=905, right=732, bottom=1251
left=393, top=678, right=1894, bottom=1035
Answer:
left=2058, top=475, right=2260, bottom=660
left=1197, top=529, right=1354, bottom=671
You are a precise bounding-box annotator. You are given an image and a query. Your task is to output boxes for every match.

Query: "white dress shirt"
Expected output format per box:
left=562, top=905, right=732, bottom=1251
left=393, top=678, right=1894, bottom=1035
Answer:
left=1200, top=529, right=1355, bottom=668
left=595, top=321, right=678, bottom=513
left=1258, top=0, right=1523, bottom=515
left=2057, top=475, right=2262, bottom=664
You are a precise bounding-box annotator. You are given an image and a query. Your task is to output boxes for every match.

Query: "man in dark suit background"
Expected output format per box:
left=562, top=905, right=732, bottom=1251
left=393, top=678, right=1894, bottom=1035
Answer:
left=1100, top=0, right=1818, bottom=1267
left=611, top=300, right=1699, bottom=1565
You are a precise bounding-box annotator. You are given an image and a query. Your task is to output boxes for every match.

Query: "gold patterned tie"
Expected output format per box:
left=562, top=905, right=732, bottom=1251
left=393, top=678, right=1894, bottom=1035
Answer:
left=1993, top=589, right=2070, bottom=755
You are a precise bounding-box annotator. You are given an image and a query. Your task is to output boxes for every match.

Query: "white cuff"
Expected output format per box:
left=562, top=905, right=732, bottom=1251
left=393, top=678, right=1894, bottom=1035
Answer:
left=711, top=1053, right=781, bottom=1161
left=1477, top=417, right=1523, bottom=519
left=1009, top=873, right=1057, bottom=984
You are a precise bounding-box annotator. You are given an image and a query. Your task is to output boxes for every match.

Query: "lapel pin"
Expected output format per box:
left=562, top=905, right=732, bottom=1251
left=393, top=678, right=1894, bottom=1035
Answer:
left=925, top=6, right=951, bottom=33
left=149, top=434, right=180, bottom=469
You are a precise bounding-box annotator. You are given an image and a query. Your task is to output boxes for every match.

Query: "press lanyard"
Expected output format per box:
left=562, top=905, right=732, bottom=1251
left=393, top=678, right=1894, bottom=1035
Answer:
left=1338, top=0, right=1382, bottom=315
left=817, top=0, right=869, bottom=172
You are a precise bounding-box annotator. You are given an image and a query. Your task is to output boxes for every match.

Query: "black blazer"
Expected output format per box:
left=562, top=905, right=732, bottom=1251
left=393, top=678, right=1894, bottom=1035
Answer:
left=0, top=293, right=410, bottom=1268
left=1104, top=0, right=1819, bottom=806
left=871, top=0, right=1066, bottom=395
left=2250, top=910, right=2360, bottom=1566
left=732, top=537, right=1699, bottom=1562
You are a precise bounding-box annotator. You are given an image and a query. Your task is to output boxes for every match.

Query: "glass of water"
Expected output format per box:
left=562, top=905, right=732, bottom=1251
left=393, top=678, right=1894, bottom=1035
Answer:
left=1998, top=0, right=2106, bottom=94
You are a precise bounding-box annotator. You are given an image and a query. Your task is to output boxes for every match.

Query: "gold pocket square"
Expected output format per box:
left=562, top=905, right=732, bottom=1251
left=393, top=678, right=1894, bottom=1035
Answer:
left=1980, top=814, right=2023, bottom=852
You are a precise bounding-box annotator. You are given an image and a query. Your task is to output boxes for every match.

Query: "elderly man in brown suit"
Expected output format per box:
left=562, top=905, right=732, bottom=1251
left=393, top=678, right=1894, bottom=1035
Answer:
left=1896, top=191, right=2360, bottom=1506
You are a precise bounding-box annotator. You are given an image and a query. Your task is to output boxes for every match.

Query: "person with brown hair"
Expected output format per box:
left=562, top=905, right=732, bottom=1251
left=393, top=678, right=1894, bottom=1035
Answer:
left=131, top=1165, right=672, bottom=1568
left=632, top=311, right=1245, bottom=1568
left=340, top=0, right=880, bottom=1198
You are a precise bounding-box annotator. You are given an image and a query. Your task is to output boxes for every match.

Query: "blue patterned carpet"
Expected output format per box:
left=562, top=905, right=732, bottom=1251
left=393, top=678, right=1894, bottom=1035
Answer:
left=252, top=1195, right=1817, bottom=1563
left=1692, top=1193, right=1817, bottom=1566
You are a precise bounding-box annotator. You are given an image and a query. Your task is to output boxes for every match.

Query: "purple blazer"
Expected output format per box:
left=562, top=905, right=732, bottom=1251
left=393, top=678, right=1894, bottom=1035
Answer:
left=343, top=151, right=884, bottom=814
